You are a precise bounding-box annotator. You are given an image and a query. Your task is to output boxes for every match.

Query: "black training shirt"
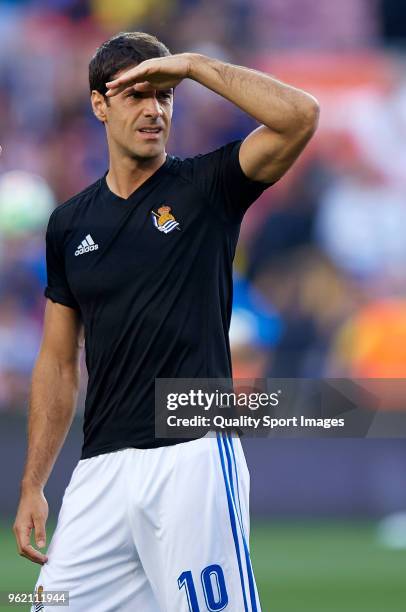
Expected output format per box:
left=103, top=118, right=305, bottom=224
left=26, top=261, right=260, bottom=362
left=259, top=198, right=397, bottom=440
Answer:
left=44, top=140, right=271, bottom=458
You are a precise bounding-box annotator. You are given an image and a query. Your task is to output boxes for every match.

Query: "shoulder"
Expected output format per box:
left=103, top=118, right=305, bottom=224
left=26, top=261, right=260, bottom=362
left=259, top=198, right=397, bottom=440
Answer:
left=166, top=140, right=242, bottom=184
left=49, top=178, right=102, bottom=227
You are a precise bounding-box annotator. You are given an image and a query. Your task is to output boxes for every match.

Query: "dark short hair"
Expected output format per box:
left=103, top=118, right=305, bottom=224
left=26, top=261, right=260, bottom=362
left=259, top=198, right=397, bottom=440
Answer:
left=89, top=31, right=171, bottom=95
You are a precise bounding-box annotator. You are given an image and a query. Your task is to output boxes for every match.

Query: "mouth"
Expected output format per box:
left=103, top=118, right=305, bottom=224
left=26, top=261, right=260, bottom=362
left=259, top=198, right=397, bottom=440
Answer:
left=137, top=127, right=163, bottom=139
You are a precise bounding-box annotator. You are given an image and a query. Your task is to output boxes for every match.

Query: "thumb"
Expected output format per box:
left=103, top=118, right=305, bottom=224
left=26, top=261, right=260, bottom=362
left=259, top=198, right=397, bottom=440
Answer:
left=133, top=81, right=152, bottom=92
left=33, top=516, right=46, bottom=548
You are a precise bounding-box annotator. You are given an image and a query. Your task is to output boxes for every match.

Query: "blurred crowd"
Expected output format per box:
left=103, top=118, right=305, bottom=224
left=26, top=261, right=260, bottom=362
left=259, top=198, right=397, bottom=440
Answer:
left=1, top=0, right=406, bottom=412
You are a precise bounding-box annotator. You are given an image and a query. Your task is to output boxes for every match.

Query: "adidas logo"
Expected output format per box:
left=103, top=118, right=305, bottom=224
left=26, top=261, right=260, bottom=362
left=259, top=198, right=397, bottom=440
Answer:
left=75, top=234, right=99, bottom=256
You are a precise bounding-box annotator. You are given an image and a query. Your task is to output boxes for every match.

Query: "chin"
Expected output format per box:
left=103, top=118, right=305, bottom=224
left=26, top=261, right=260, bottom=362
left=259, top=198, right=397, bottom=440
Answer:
left=131, top=143, right=165, bottom=160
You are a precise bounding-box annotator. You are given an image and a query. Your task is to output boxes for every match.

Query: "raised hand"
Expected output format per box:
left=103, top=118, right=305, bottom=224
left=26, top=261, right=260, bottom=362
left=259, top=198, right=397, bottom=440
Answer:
left=105, top=54, right=192, bottom=97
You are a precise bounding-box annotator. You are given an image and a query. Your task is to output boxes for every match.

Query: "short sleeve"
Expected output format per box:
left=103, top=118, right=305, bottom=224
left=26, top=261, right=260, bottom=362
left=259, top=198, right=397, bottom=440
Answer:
left=188, top=139, right=273, bottom=224
left=44, top=210, right=79, bottom=310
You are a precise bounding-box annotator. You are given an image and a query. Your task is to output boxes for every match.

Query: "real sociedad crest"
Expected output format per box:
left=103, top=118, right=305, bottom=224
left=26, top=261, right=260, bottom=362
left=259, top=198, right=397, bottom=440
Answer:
left=151, top=205, right=180, bottom=234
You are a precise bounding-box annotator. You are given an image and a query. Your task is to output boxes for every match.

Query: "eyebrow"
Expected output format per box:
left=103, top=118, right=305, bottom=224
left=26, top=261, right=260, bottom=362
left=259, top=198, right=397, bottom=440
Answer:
left=123, top=88, right=173, bottom=96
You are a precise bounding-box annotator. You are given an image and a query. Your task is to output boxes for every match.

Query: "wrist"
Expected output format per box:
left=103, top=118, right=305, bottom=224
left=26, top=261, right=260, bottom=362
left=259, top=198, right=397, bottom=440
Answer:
left=184, top=53, right=206, bottom=80
left=21, top=478, right=44, bottom=494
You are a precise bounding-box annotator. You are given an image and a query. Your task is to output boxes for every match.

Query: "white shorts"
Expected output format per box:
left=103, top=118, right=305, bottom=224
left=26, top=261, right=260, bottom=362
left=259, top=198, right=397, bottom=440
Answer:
left=31, top=432, right=261, bottom=612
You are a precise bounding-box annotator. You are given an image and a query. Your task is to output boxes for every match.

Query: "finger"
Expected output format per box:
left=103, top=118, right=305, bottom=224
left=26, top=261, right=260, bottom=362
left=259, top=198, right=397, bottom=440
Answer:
left=105, top=85, right=125, bottom=98
left=133, top=81, right=154, bottom=92
left=13, top=520, right=32, bottom=553
left=105, top=74, right=140, bottom=93
left=33, top=515, right=47, bottom=549
left=14, top=524, right=47, bottom=563
left=106, top=79, right=173, bottom=98
left=118, top=82, right=152, bottom=97
left=106, top=66, right=149, bottom=93
left=106, top=80, right=167, bottom=98
left=19, top=545, right=48, bottom=565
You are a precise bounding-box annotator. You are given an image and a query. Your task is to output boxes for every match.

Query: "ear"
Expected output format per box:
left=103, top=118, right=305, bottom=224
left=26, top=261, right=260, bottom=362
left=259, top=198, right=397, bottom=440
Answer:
left=91, top=90, right=108, bottom=123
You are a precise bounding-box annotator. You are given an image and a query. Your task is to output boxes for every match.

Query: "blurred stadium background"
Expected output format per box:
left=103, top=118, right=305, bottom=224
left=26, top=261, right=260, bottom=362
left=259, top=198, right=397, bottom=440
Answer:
left=1, top=0, right=406, bottom=610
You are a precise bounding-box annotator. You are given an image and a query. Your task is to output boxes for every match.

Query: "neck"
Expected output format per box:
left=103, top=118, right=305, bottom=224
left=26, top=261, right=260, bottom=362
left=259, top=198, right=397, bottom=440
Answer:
left=106, top=148, right=166, bottom=199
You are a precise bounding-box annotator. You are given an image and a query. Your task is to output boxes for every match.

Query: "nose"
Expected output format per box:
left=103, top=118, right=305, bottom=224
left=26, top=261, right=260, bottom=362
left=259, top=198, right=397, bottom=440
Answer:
left=143, top=95, right=162, bottom=119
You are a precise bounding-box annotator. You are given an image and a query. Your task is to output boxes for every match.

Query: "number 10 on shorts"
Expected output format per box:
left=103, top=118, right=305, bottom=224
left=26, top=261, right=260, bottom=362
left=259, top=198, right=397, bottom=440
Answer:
left=178, top=564, right=229, bottom=611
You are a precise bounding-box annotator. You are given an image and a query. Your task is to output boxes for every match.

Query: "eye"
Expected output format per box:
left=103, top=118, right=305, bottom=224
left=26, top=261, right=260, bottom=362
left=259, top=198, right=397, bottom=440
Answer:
left=125, top=91, right=142, bottom=99
left=158, top=91, right=173, bottom=101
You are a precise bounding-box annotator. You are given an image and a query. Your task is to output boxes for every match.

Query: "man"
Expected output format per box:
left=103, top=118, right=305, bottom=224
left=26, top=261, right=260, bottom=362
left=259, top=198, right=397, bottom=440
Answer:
left=13, top=32, right=318, bottom=611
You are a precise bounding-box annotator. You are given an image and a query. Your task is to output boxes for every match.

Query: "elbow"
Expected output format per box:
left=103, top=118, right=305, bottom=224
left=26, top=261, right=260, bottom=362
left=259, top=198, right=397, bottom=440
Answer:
left=281, top=96, right=320, bottom=141
left=301, top=97, right=320, bottom=136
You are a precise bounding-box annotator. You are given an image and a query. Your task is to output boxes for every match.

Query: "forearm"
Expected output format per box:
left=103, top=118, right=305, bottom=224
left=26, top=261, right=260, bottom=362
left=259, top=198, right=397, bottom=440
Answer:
left=187, top=53, right=318, bottom=134
left=21, top=354, right=80, bottom=492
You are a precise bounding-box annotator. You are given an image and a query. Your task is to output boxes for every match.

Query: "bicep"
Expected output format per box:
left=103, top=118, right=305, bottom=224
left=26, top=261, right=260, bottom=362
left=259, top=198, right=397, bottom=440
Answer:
left=239, top=121, right=318, bottom=184
left=39, top=299, right=83, bottom=368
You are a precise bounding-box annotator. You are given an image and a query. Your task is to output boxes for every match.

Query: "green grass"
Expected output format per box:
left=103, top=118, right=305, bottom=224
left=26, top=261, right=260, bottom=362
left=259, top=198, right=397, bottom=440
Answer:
left=1, top=520, right=405, bottom=611
left=251, top=521, right=406, bottom=612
